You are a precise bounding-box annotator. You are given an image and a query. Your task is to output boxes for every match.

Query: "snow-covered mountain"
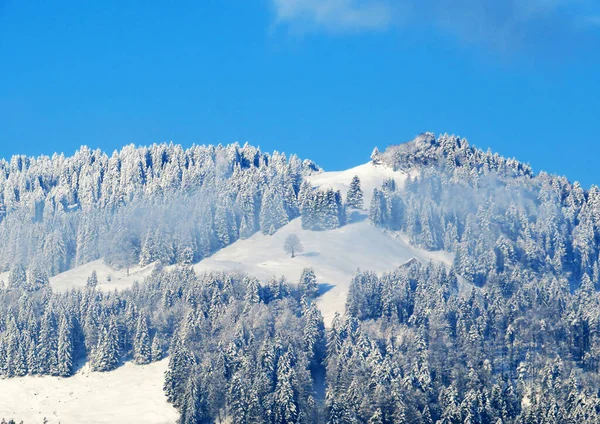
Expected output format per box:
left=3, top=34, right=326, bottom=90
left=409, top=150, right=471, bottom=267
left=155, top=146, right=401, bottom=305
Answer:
left=45, top=162, right=452, bottom=326
left=4, top=135, right=600, bottom=424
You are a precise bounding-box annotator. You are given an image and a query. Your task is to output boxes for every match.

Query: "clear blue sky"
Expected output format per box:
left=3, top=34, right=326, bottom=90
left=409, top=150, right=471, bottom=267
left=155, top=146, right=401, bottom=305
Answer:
left=1, top=1, right=600, bottom=185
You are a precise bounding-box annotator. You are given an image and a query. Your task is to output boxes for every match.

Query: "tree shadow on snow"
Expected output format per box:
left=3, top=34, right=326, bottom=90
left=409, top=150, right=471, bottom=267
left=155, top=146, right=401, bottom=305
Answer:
left=302, top=251, right=320, bottom=258
left=347, top=210, right=367, bottom=224
left=318, top=283, right=335, bottom=297
left=72, top=356, right=90, bottom=374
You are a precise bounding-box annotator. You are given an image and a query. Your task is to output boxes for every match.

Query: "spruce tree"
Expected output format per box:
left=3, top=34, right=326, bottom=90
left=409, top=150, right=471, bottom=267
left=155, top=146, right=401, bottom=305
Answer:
left=299, top=268, right=319, bottom=299
left=134, top=313, right=152, bottom=365
left=57, top=315, right=74, bottom=377
left=151, top=335, right=162, bottom=362
left=37, top=311, right=59, bottom=375
left=92, top=318, right=120, bottom=372
left=86, top=270, right=98, bottom=289
left=346, top=175, right=364, bottom=209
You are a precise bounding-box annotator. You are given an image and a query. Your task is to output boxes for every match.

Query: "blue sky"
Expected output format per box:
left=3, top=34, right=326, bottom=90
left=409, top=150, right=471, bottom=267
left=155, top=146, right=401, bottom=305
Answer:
left=1, top=0, right=600, bottom=185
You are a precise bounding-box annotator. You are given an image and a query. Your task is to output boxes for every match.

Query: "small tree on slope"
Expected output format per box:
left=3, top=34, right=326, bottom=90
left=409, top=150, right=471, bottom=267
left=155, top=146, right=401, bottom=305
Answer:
left=284, top=234, right=303, bottom=258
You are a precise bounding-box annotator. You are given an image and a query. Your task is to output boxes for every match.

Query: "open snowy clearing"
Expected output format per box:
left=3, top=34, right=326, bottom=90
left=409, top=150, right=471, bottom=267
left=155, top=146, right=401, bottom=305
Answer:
left=0, top=359, right=178, bottom=424
left=50, top=259, right=155, bottom=293
left=195, top=217, right=452, bottom=326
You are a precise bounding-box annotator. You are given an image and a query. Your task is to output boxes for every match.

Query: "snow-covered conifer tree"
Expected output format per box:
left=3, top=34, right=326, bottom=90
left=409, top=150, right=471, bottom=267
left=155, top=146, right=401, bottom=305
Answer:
left=346, top=175, right=364, bottom=209
left=134, top=313, right=152, bottom=365
left=57, top=315, right=74, bottom=377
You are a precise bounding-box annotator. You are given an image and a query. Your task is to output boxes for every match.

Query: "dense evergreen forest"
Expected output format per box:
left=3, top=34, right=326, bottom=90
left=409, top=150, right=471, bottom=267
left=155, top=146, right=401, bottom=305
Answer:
left=4, top=135, right=600, bottom=423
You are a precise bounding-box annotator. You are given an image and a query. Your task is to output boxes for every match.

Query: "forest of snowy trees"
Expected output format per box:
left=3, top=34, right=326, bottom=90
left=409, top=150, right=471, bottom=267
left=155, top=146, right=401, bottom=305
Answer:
left=4, top=135, right=600, bottom=423
left=0, top=143, right=319, bottom=276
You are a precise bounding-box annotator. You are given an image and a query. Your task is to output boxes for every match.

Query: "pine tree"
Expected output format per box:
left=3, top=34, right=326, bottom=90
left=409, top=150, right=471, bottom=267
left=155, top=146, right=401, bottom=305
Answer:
left=346, top=176, right=364, bottom=209
left=299, top=268, right=319, bottom=299
left=134, top=313, right=152, bottom=365
left=244, top=278, right=261, bottom=305
left=369, top=188, right=386, bottom=226
left=92, top=318, right=120, bottom=372
left=275, top=350, right=299, bottom=424
left=298, top=181, right=313, bottom=216
left=57, top=315, right=74, bottom=377
left=164, top=338, right=195, bottom=408
left=8, top=264, right=26, bottom=290
left=37, top=310, right=59, bottom=375
left=151, top=335, right=163, bottom=362
left=179, top=373, right=211, bottom=424
left=86, top=270, right=98, bottom=289
left=26, top=265, right=49, bottom=291
left=259, top=187, right=289, bottom=235
left=139, top=230, right=156, bottom=266
left=371, top=147, right=381, bottom=164
left=26, top=338, right=38, bottom=375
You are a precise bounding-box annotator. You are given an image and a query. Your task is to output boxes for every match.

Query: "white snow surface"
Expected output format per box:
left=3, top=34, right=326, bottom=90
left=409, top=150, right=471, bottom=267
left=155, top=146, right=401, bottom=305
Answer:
left=195, top=217, right=452, bottom=326
left=50, top=259, right=155, bottom=293
left=0, top=359, right=178, bottom=424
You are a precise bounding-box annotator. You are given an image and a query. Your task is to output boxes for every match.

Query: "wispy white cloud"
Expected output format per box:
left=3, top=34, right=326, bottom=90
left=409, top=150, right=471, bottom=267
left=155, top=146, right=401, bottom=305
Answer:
left=272, top=0, right=393, bottom=32
left=582, top=15, right=600, bottom=26
left=272, top=0, right=600, bottom=52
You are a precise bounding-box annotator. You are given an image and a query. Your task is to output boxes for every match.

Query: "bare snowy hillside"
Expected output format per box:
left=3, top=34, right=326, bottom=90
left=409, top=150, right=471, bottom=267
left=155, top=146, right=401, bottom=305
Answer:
left=195, top=217, right=452, bottom=325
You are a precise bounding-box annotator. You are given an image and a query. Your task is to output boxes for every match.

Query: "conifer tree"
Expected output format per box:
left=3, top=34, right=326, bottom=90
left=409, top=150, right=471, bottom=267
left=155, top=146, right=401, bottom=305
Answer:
left=86, top=270, right=98, bottom=289
left=92, top=318, right=120, bottom=372
left=134, top=313, right=152, bottom=365
left=299, top=268, right=319, bottom=299
left=346, top=175, right=364, bottom=209
left=37, top=311, right=59, bottom=375
left=151, top=335, right=163, bottom=362
left=57, top=315, right=74, bottom=377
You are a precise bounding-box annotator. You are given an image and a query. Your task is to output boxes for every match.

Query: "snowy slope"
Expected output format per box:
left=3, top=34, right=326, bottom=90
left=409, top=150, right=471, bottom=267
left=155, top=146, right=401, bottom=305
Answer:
left=0, top=359, right=178, bottom=424
left=50, top=259, right=155, bottom=293
left=195, top=217, right=452, bottom=325
left=306, top=162, right=411, bottom=206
